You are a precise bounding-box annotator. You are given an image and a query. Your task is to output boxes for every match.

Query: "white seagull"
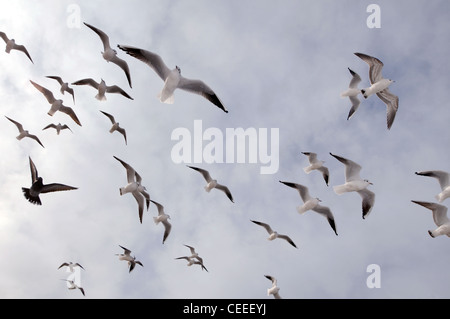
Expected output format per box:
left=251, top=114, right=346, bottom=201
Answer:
left=0, top=31, right=33, bottom=63
left=62, top=279, right=85, bottom=296
left=58, top=262, right=85, bottom=272
left=113, top=156, right=150, bottom=223
left=330, top=152, right=375, bottom=219
left=264, top=275, right=281, bottom=299
left=354, top=52, right=399, bottom=130
left=279, top=181, right=338, bottom=236
left=251, top=220, right=298, bottom=248
left=83, top=22, right=132, bottom=88
left=5, top=116, right=45, bottom=148
left=415, top=170, right=450, bottom=203
left=42, top=123, right=73, bottom=135
left=150, top=200, right=172, bottom=244
left=116, top=245, right=143, bottom=273
left=72, top=78, right=133, bottom=101
left=100, top=111, right=127, bottom=145
left=183, top=244, right=204, bottom=264
left=301, top=152, right=329, bottom=186
left=22, top=156, right=78, bottom=206
left=340, top=67, right=362, bottom=120
left=117, top=44, right=228, bottom=113
left=187, top=165, right=234, bottom=203
left=45, top=76, right=76, bottom=104
left=30, top=80, right=82, bottom=126
left=175, top=256, right=208, bottom=272
left=411, top=200, right=450, bottom=238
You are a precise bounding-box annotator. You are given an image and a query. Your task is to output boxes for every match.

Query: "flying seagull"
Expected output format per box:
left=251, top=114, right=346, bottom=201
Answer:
left=279, top=181, right=338, bottom=236
left=150, top=199, right=172, bottom=244
left=30, top=80, right=82, bottom=126
left=175, top=256, right=208, bottom=272
left=251, top=220, right=298, bottom=248
left=415, top=170, right=450, bottom=203
left=45, top=76, right=76, bottom=103
left=187, top=165, right=234, bottom=203
left=72, top=78, right=133, bottom=101
left=58, top=262, right=85, bottom=272
left=83, top=22, right=132, bottom=88
left=22, top=156, right=77, bottom=205
left=264, top=275, right=281, bottom=299
left=5, top=116, right=45, bottom=148
left=116, top=245, right=143, bottom=273
left=340, top=67, right=362, bottom=120
left=411, top=200, right=450, bottom=238
left=113, top=156, right=150, bottom=223
left=42, top=123, right=72, bottom=135
left=301, top=152, right=329, bottom=186
left=117, top=44, right=228, bottom=113
left=100, top=110, right=127, bottom=145
left=330, top=152, right=375, bottom=219
left=354, top=52, right=399, bottom=130
left=183, top=244, right=204, bottom=264
left=62, top=279, right=85, bottom=296
left=0, top=31, right=33, bottom=63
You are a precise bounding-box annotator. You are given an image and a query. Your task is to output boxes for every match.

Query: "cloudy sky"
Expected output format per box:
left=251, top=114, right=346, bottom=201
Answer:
left=0, top=0, right=449, bottom=299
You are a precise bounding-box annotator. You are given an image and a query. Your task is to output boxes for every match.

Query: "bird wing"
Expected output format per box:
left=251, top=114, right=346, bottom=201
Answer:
left=40, top=183, right=77, bottom=194
left=28, top=156, right=39, bottom=183
left=100, top=110, right=116, bottom=124
left=348, top=68, right=362, bottom=88
left=84, top=22, right=111, bottom=51
left=264, top=275, right=277, bottom=286
left=0, top=32, right=9, bottom=43
left=5, top=116, right=24, bottom=132
left=149, top=200, right=165, bottom=216
left=357, top=189, right=375, bottom=219
left=187, top=165, right=212, bottom=182
left=72, top=78, right=99, bottom=89
left=116, top=127, right=127, bottom=145
left=184, top=244, right=196, bottom=255
left=415, top=170, right=450, bottom=190
left=109, top=55, right=132, bottom=88
left=58, top=262, right=69, bottom=269
left=45, top=75, right=64, bottom=85
left=162, top=219, right=172, bottom=244
left=412, top=201, right=450, bottom=227
left=132, top=191, right=144, bottom=224
left=117, top=45, right=171, bottom=81
left=42, top=123, right=57, bottom=131
left=251, top=220, right=273, bottom=234
left=113, top=156, right=136, bottom=183
left=119, top=245, right=132, bottom=256
left=105, top=85, right=133, bottom=100
left=28, top=134, right=45, bottom=148
left=30, top=80, right=56, bottom=104
left=215, top=183, right=234, bottom=202
left=14, top=44, right=33, bottom=63
left=329, top=153, right=362, bottom=182
left=312, top=204, right=338, bottom=236
left=347, top=95, right=361, bottom=120
left=279, top=181, right=311, bottom=203
left=302, top=152, right=317, bottom=164
left=59, top=105, right=82, bottom=126
left=178, top=77, right=228, bottom=113
left=376, top=88, right=399, bottom=130
left=317, top=166, right=330, bottom=186
left=354, top=52, right=384, bottom=84
left=277, top=234, right=297, bottom=248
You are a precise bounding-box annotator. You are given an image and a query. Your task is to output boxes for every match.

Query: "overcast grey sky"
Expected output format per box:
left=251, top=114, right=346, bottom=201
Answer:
left=0, top=0, right=449, bottom=299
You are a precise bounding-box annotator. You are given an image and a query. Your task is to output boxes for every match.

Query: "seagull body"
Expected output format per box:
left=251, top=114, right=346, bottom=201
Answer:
left=62, top=279, right=85, bottom=296
left=354, top=52, right=399, bottom=130
left=330, top=152, right=375, bottom=219
left=42, top=123, right=72, bottom=135
left=83, top=22, right=132, bottom=88
left=251, top=220, right=298, bottom=248
left=150, top=200, right=172, bottom=244
left=100, top=111, right=127, bottom=145
left=0, top=32, right=33, bottom=63
left=279, top=181, right=338, bottom=235
left=58, top=262, right=85, bottom=272
left=30, top=80, right=81, bottom=126
left=22, top=156, right=77, bottom=205
left=187, top=165, right=234, bottom=203
left=5, top=116, right=44, bottom=148
left=340, top=68, right=362, bottom=120
left=113, top=156, right=149, bottom=223
left=411, top=200, right=450, bottom=238
left=301, top=152, right=329, bottom=186
left=116, top=245, right=143, bottom=272
left=45, top=76, right=75, bottom=103
left=415, top=170, right=450, bottom=203
left=117, top=45, right=228, bottom=113
left=72, top=78, right=133, bottom=101
left=264, top=275, right=281, bottom=299
left=175, top=256, right=208, bottom=272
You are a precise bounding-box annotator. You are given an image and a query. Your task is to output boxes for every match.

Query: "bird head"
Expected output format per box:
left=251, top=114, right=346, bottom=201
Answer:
left=175, top=66, right=181, bottom=73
